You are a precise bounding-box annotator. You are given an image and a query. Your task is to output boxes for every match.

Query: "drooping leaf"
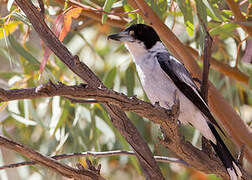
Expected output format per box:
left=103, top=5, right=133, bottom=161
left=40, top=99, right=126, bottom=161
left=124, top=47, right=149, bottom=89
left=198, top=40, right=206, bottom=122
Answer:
left=233, top=21, right=252, bottom=26
left=146, top=0, right=168, bottom=20
left=102, top=0, right=116, bottom=24
left=125, top=63, right=135, bottom=96
left=59, top=7, right=82, bottom=41
left=195, top=0, right=207, bottom=26
left=124, top=4, right=138, bottom=20
left=104, top=67, right=117, bottom=89
left=39, top=14, right=64, bottom=76
left=209, top=23, right=237, bottom=38
left=0, top=72, right=21, bottom=79
left=203, top=0, right=223, bottom=21
left=177, top=0, right=194, bottom=36
left=249, top=75, right=252, bottom=89
left=8, top=35, right=40, bottom=69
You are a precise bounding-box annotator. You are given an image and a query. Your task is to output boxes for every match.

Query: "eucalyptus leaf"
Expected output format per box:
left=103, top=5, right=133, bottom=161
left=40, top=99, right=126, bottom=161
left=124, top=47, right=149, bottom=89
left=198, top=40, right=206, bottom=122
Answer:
left=102, top=0, right=116, bottom=24
left=125, top=63, right=135, bottom=96
left=104, top=67, right=117, bottom=88
left=202, top=0, right=223, bottom=21
left=177, top=0, right=194, bottom=36
left=195, top=0, right=207, bottom=25
left=8, top=35, right=40, bottom=67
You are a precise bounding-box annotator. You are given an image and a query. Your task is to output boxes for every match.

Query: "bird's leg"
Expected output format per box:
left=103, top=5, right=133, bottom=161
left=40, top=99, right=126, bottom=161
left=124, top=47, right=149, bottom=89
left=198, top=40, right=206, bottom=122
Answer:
left=171, top=90, right=180, bottom=119
left=201, top=137, right=214, bottom=158
left=154, top=101, right=160, bottom=106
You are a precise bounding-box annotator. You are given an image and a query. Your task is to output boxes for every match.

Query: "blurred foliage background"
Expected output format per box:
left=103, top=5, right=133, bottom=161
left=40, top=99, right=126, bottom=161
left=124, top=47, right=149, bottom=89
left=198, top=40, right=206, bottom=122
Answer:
left=0, top=0, right=251, bottom=179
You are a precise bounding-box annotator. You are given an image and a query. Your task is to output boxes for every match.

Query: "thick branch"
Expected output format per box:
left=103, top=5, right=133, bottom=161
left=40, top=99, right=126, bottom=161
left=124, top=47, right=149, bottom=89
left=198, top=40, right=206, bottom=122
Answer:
left=129, top=0, right=252, bottom=162
left=15, top=0, right=164, bottom=179
left=0, top=136, right=104, bottom=180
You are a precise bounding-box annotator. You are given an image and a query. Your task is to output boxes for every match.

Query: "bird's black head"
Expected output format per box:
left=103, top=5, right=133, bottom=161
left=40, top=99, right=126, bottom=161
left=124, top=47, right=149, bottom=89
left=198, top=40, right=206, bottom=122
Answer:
left=108, top=24, right=161, bottom=49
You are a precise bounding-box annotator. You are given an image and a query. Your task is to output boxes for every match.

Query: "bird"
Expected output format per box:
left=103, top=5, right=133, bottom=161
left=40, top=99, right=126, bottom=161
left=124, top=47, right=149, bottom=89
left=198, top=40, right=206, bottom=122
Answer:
left=108, top=24, right=242, bottom=180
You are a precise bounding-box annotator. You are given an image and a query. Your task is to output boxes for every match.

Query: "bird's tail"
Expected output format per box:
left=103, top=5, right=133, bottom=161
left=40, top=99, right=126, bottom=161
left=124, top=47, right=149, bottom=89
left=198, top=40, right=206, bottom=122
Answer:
left=208, top=122, right=242, bottom=180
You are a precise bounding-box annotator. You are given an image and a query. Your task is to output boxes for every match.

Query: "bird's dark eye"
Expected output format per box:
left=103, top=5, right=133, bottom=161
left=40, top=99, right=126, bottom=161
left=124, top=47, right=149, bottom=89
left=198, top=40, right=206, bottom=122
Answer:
left=129, top=30, right=135, bottom=36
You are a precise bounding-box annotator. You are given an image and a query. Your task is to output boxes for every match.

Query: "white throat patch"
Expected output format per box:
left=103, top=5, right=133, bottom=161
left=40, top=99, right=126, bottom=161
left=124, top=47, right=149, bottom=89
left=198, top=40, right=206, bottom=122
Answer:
left=125, top=41, right=166, bottom=63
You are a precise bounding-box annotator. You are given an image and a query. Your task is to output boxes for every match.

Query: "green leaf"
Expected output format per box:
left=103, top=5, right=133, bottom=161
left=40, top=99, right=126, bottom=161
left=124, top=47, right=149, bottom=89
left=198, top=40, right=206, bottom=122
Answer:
left=233, top=21, right=252, bottom=26
left=203, top=0, right=223, bottom=21
left=146, top=0, right=167, bottom=20
left=104, top=67, right=117, bottom=89
left=0, top=72, right=21, bottom=79
left=102, top=0, right=116, bottom=24
left=198, top=26, right=206, bottom=58
left=0, top=48, right=11, bottom=61
left=125, top=63, right=135, bottom=96
left=177, top=0, right=194, bottom=36
left=195, top=0, right=207, bottom=25
left=8, top=35, right=40, bottom=69
left=249, top=75, right=252, bottom=89
left=124, top=4, right=137, bottom=20
left=209, top=23, right=237, bottom=37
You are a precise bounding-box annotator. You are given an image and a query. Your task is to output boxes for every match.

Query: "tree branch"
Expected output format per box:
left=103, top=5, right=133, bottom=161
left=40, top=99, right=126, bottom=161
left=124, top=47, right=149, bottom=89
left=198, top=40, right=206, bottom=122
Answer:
left=0, top=150, right=188, bottom=170
left=0, top=135, right=104, bottom=180
left=14, top=0, right=164, bottom=179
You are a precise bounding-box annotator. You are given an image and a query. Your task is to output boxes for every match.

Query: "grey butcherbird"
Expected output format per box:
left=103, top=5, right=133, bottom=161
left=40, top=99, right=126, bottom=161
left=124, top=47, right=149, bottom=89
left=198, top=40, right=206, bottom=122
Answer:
left=108, top=24, right=242, bottom=180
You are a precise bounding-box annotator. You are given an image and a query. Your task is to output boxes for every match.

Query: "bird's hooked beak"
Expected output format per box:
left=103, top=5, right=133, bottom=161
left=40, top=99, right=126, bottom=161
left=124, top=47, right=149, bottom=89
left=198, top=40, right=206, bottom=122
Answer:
left=108, top=30, right=134, bottom=42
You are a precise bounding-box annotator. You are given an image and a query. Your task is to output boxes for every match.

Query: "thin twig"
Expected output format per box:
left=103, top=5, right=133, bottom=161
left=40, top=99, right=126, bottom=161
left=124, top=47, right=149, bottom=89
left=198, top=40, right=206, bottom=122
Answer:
left=0, top=150, right=188, bottom=170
